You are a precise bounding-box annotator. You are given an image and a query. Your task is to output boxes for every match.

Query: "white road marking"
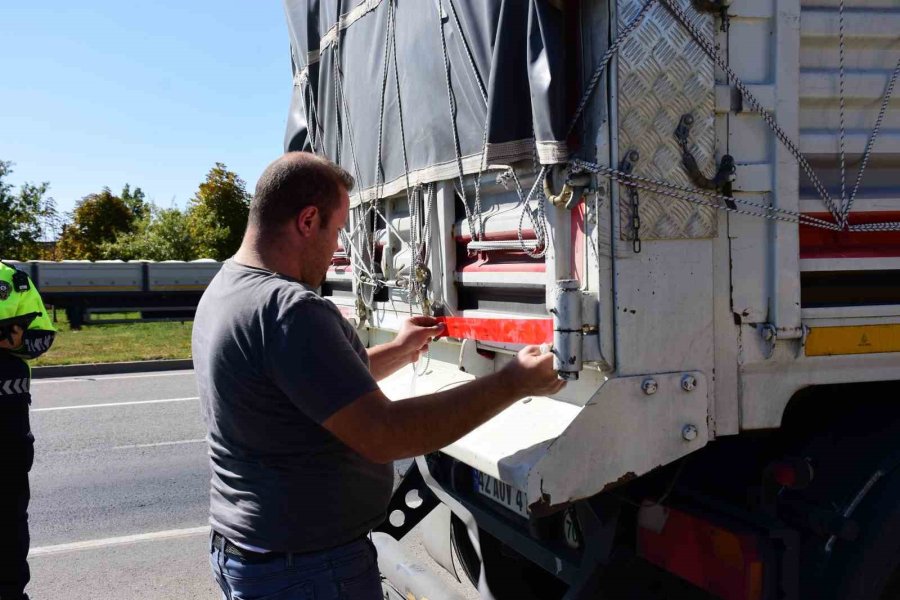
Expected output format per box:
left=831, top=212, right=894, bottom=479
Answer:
left=32, top=371, right=194, bottom=384
left=32, top=397, right=199, bottom=412
left=111, top=438, right=206, bottom=450
left=30, top=526, right=210, bottom=557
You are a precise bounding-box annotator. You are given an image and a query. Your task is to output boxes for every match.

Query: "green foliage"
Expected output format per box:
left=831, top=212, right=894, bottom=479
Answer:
left=186, top=163, right=250, bottom=260
left=103, top=205, right=196, bottom=261
left=2, top=158, right=250, bottom=263
left=0, top=161, right=59, bottom=260
left=56, top=188, right=135, bottom=260
left=121, top=183, right=147, bottom=221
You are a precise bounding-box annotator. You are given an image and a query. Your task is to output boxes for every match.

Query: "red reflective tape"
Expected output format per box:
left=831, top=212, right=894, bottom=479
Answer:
left=801, top=212, right=900, bottom=259
left=436, top=317, right=553, bottom=345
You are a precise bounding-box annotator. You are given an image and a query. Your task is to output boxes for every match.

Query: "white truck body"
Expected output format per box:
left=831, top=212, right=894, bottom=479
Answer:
left=290, top=1, right=900, bottom=597
left=312, top=0, right=899, bottom=512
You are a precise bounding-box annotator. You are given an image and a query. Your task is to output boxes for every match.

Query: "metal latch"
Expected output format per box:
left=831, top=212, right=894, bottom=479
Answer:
left=545, top=172, right=594, bottom=210
left=550, top=280, right=583, bottom=381
left=692, top=0, right=732, bottom=32
left=675, top=114, right=737, bottom=209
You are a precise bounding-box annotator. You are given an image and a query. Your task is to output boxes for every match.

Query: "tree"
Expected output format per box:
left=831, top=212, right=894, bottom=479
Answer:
left=0, top=161, right=59, bottom=259
left=56, top=188, right=134, bottom=260
left=121, top=183, right=147, bottom=222
left=187, top=163, right=250, bottom=260
left=103, top=205, right=196, bottom=261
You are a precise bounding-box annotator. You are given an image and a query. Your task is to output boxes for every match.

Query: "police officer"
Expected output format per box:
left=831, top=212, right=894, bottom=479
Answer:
left=0, top=262, right=55, bottom=600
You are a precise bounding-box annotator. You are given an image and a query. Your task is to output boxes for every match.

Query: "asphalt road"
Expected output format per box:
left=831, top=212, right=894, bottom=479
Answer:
left=27, top=370, right=477, bottom=600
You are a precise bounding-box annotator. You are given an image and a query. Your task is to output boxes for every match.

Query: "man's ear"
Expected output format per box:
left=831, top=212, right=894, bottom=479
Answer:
left=295, top=205, right=320, bottom=237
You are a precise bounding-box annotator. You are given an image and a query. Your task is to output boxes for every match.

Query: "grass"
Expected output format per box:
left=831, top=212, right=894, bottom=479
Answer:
left=31, top=310, right=193, bottom=366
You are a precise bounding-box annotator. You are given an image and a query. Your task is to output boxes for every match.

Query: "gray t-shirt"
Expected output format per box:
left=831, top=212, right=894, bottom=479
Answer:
left=192, top=260, right=391, bottom=552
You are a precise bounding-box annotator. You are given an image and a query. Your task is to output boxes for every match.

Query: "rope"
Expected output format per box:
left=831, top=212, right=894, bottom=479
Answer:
left=446, top=0, right=488, bottom=104
left=516, top=167, right=551, bottom=258
left=436, top=0, right=482, bottom=241
left=372, top=0, right=394, bottom=200
left=658, top=0, right=842, bottom=224
left=843, top=57, right=900, bottom=221
left=301, top=78, right=322, bottom=153
left=838, top=0, right=848, bottom=216
left=571, top=159, right=843, bottom=231
left=566, top=0, right=658, bottom=137
left=388, top=0, right=415, bottom=210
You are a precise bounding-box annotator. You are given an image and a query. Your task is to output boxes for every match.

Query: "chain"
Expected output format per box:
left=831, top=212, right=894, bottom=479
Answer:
left=628, top=185, right=642, bottom=253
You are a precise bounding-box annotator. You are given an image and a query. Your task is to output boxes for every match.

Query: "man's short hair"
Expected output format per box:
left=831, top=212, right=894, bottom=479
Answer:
left=250, top=152, right=354, bottom=232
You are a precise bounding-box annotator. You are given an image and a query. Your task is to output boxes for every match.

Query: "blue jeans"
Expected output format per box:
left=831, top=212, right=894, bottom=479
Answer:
left=209, top=534, right=382, bottom=600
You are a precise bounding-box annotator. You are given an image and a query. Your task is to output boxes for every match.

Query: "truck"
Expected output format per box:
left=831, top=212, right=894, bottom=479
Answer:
left=282, top=0, right=900, bottom=598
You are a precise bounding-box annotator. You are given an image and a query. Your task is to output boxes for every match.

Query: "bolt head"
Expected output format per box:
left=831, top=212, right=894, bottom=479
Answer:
left=682, top=424, right=699, bottom=441
left=641, top=378, right=658, bottom=395
left=681, top=375, right=697, bottom=392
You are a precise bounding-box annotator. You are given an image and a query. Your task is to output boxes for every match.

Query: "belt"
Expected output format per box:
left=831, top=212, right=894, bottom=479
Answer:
left=211, top=531, right=370, bottom=564
left=211, top=531, right=283, bottom=563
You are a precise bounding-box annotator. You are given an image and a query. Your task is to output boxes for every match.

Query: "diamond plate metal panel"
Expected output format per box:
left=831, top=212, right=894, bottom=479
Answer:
left=618, top=0, right=718, bottom=240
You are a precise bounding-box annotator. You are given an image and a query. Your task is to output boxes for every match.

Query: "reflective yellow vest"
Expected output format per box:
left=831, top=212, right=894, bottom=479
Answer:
left=0, top=262, right=55, bottom=392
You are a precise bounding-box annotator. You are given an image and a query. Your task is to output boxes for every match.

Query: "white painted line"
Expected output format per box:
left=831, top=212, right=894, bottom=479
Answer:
left=30, top=526, right=210, bottom=557
left=111, top=438, right=206, bottom=450
left=33, top=371, right=195, bottom=384
left=32, top=397, right=199, bottom=412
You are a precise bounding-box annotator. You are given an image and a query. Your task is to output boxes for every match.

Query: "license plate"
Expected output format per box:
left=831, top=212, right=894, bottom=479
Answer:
left=473, top=470, right=529, bottom=518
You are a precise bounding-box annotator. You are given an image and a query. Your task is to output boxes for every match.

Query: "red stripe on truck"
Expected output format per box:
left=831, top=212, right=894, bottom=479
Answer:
left=801, top=212, right=900, bottom=259
left=436, top=316, right=553, bottom=345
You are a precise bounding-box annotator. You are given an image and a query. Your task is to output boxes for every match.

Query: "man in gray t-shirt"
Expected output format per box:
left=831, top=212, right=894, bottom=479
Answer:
left=195, top=152, right=564, bottom=600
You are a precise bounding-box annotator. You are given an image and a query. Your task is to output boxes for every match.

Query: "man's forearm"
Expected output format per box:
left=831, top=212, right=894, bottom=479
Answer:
left=378, top=371, right=526, bottom=461
left=367, top=341, right=412, bottom=381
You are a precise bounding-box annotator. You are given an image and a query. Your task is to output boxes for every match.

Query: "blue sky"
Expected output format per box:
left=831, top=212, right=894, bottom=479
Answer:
left=1, top=1, right=290, bottom=215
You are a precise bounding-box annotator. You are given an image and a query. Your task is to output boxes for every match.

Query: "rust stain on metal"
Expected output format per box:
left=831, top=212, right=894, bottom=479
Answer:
left=601, top=471, right=638, bottom=493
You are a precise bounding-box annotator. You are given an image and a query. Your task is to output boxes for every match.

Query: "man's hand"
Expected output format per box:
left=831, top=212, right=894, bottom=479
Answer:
left=0, top=325, right=24, bottom=351
left=392, top=316, right=445, bottom=364
left=499, top=345, right=567, bottom=397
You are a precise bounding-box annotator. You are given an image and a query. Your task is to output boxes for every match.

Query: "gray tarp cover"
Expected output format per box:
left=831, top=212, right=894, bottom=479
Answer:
left=283, top=0, right=568, bottom=204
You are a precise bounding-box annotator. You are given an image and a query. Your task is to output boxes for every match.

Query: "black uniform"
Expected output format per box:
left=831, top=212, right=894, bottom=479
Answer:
left=0, top=263, right=55, bottom=600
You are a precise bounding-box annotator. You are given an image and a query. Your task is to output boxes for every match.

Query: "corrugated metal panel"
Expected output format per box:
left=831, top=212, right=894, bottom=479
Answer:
left=616, top=0, right=718, bottom=240
left=799, top=1, right=900, bottom=202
